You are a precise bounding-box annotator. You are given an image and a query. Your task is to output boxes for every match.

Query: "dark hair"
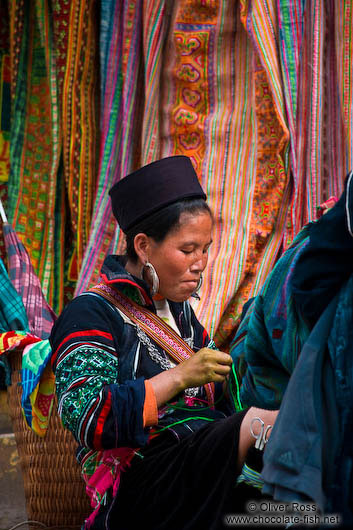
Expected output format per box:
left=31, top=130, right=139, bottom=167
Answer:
left=125, top=198, right=213, bottom=262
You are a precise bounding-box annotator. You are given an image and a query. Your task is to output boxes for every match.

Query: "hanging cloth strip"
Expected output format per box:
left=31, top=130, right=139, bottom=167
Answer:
left=89, top=282, right=215, bottom=408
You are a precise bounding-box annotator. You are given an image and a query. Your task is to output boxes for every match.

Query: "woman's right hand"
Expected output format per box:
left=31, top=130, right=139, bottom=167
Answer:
left=173, top=347, right=233, bottom=389
left=149, top=348, right=233, bottom=407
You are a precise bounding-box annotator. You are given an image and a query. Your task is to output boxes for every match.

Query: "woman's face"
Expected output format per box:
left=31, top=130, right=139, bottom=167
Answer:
left=146, top=211, right=213, bottom=302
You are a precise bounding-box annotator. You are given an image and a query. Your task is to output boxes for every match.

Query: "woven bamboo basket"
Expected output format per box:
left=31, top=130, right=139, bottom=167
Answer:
left=7, top=349, right=91, bottom=529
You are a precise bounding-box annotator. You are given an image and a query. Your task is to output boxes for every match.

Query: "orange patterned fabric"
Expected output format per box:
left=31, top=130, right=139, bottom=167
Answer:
left=172, top=31, right=211, bottom=175
left=214, top=54, right=289, bottom=348
left=53, top=0, right=99, bottom=290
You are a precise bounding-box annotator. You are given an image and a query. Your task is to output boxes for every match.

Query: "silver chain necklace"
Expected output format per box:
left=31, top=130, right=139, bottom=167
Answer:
left=136, top=326, right=200, bottom=397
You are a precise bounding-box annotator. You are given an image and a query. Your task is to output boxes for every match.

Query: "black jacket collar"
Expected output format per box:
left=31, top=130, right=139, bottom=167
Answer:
left=100, top=255, right=154, bottom=307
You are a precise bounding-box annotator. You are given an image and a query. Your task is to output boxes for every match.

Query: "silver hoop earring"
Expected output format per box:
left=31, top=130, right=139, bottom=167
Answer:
left=143, top=261, right=160, bottom=296
left=192, top=274, right=203, bottom=299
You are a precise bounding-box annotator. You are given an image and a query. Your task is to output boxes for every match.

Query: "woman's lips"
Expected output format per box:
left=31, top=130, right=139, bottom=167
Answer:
left=183, top=280, right=199, bottom=287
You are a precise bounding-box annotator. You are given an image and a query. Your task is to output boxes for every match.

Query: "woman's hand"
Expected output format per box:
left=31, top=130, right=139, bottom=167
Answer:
left=174, top=347, right=233, bottom=388
left=149, top=348, right=232, bottom=407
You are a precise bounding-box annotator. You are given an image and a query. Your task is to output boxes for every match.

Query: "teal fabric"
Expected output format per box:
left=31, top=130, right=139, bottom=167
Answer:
left=21, top=339, right=52, bottom=428
left=0, top=256, right=29, bottom=386
left=237, top=463, right=264, bottom=490
left=0, top=258, right=28, bottom=333
left=229, top=225, right=311, bottom=409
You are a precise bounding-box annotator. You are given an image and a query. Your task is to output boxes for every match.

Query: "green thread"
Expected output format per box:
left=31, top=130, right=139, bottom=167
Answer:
left=237, top=463, right=264, bottom=490
left=154, top=416, right=215, bottom=433
left=230, top=363, right=243, bottom=412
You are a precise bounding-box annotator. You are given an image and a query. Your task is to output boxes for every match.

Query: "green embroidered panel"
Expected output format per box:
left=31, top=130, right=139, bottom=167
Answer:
left=55, top=345, right=118, bottom=435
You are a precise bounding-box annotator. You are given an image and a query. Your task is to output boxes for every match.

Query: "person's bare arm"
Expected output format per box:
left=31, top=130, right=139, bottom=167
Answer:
left=237, top=407, right=279, bottom=471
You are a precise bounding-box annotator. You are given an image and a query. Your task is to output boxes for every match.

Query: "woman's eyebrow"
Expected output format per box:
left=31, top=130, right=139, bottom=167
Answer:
left=181, top=239, right=213, bottom=246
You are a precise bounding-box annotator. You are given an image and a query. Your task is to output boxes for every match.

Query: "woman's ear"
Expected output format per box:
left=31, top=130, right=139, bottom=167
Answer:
left=133, top=233, right=150, bottom=264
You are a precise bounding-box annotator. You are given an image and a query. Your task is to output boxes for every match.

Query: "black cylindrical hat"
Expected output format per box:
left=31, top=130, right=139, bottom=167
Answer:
left=109, top=156, right=207, bottom=232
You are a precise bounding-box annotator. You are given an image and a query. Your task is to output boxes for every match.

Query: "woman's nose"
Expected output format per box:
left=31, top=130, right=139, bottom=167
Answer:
left=190, top=254, right=207, bottom=272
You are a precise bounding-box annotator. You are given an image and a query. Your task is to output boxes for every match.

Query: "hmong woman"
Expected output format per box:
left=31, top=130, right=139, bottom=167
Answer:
left=50, top=156, right=278, bottom=530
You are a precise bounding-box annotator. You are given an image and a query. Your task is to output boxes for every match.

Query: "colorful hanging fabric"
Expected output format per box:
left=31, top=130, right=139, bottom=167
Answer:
left=157, top=0, right=292, bottom=343
left=161, top=1, right=264, bottom=340
left=215, top=0, right=350, bottom=349
left=0, top=221, right=56, bottom=436
left=335, top=0, right=353, bottom=170
left=0, top=0, right=10, bottom=185
left=0, top=0, right=10, bottom=265
left=0, top=253, right=27, bottom=383
left=3, top=222, right=56, bottom=339
left=0, top=330, right=40, bottom=386
left=209, top=0, right=291, bottom=347
left=290, top=0, right=346, bottom=243
left=0, top=330, right=55, bottom=437
left=73, top=1, right=353, bottom=351
left=0, top=330, right=41, bottom=354
left=76, top=0, right=170, bottom=295
left=0, top=258, right=28, bottom=332
left=76, top=1, right=291, bottom=346
left=52, top=0, right=99, bottom=293
left=21, top=338, right=55, bottom=437
left=75, top=0, right=141, bottom=294
left=7, top=0, right=64, bottom=313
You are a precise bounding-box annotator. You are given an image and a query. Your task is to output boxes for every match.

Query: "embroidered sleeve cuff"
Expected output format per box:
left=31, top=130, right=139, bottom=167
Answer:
left=143, top=379, right=158, bottom=427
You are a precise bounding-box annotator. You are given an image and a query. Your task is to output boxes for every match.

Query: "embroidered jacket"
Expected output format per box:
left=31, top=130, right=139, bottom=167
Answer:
left=50, top=255, right=231, bottom=456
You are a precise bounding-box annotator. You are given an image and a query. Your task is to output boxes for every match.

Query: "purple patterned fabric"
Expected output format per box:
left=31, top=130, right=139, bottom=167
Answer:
left=3, top=223, right=56, bottom=339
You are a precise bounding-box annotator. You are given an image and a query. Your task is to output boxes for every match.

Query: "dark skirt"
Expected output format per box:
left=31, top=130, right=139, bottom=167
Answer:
left=91, top=410, right=266, bottom=530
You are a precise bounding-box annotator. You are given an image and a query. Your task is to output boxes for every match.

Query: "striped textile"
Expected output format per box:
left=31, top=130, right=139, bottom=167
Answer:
left=0, top=258, right=28, bottom=332
left=291, top=0, right=346, bottom=246
left=236, top=462, right=264, bottom=490
left=76, top=0, right=353, bottom=350
left=0, top=249, right=55, bottom=436
left=215, top=0, right=349, bottom=348
left=7, top=1, right=100, bottom=312
left=7, top=1, right=64, bottom=312
left=75, top=0, right=150, bottom=295
left=76, top=0, right=291, bottom=345
left=212, top=1, right=291, bottom=346
left=335, top=0, right=353, bottom=170
left=3, top=222, right=56, bottom=340
left=0, top=0, right=10, bottom=264
left=52, top=1, right=99, bottom=288
left=76, top=0, right=171, bottom=295
left=277, top=0, right=305, bottom=187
